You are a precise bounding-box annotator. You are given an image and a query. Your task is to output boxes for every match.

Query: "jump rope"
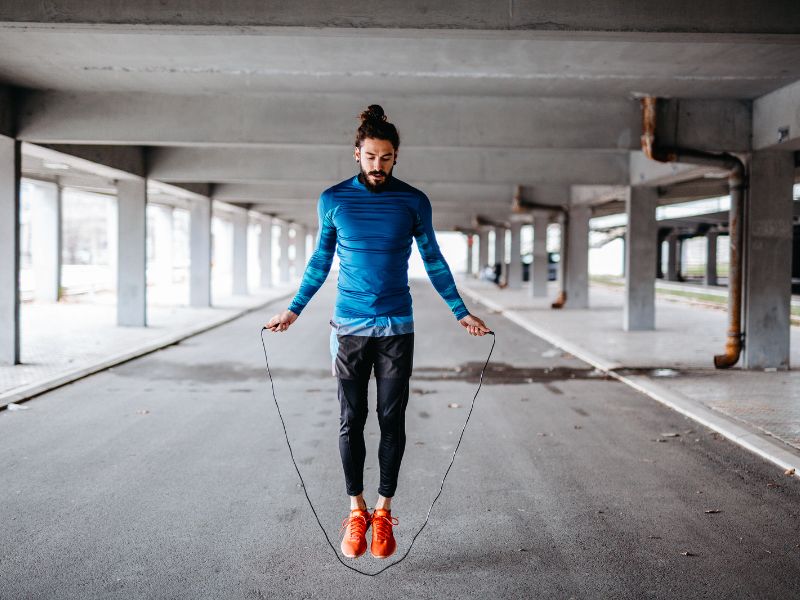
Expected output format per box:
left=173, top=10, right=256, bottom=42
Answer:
left=259, top=326, right=496, bottom=576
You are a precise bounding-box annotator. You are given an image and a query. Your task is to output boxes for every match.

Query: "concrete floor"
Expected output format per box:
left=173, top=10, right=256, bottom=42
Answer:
left=1, top=279, right=799, bottom=599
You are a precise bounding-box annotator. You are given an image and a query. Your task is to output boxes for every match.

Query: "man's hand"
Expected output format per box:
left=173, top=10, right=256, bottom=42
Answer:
left=265, top=310, right=299, bottom=333
left=459, top=314, right=491, bottom=337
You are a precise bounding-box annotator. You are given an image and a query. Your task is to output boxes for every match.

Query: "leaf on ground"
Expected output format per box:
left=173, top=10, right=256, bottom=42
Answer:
left=661, top=432, right=680, bottom=438
left=136, top=409, right=150, bottom=415
left=784, top=468, right=796, bottom=476
left=680, top=551, right=697, bottom=557
left=704, top=509, right=722, bottom=514
left=447, top=403, right=461, bottom=409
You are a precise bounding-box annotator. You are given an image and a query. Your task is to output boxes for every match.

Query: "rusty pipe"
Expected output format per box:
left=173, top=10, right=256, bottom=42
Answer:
left=640, top=97, right=746, bottom=368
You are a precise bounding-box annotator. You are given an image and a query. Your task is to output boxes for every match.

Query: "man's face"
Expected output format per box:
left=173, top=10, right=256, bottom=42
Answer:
left=354, top=137, right=397, bottom=192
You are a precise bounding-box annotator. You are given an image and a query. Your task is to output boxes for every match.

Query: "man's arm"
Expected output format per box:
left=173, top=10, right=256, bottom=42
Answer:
left=267, top=195, right=337, bottom=332
left=413, top=193, right=470, bottom=320
left=287, top=194, right=337, bottom=316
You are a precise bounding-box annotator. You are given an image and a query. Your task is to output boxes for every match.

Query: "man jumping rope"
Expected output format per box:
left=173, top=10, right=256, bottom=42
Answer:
left=266, top=105, right=491, bottom=560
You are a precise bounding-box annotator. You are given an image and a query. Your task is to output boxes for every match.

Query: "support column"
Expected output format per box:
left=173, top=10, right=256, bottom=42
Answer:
left=530, top=215, right=548, bottom=297
left=564, top=205, right=590, bottom=309
left=494, top=226, right=506, bottom=285
left=232, top=211, right=249, bottom=295
left=258, top=215, right=273, bottom=289
left=624, top=187, right=658, bottom=330
left=0, top=135, right=20, bottom=364
left=666, top=231, right=680, bottom=281
left=295, top=224, right=307, bottom=276
left=742, top=150, right=794, bottom=370
left=31, top=181, right=62, bottom=302
left=189, top=196, right=211, bottom=307
left=152, top=204, right=174, bottom=291
left=278, top=221, right=290, bottom=283
left=705, top=231, right=719, bottom=286
left=465, top=233, right=474, bottom=276
left=116, top=178, right=147, bottom=327
left=478, top=229, right=489, bottom=276
left=507, top=222, right=523, bottom=289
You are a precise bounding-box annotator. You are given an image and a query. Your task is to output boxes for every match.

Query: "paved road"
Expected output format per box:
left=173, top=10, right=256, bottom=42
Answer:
left=1, top=279, right=799, bottom=599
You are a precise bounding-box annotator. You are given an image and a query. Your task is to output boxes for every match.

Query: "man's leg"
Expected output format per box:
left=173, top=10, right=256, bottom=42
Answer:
left=337, top=376, right=369, bottom=502
left=375, top=376, right=410, bottom=503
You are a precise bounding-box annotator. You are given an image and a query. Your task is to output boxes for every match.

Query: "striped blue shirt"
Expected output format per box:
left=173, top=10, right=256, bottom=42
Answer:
left=288, top=173, right=470, bottom=342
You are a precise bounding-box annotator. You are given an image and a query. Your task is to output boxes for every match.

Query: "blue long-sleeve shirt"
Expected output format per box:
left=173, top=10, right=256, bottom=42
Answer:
left=287, top=173, right=470, bottom=337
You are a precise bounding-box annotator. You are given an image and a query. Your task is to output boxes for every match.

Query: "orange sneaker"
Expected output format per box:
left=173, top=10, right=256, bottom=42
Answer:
left=370, top=508, right=399, bottom=559
left=339, top=508, right=371, bottom=558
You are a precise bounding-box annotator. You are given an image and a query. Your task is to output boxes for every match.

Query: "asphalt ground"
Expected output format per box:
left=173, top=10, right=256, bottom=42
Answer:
left=1, top=279, right=799, bottom=599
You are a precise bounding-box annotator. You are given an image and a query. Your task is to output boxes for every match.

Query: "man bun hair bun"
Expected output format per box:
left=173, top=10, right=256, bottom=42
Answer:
left=355, top=104, right=400, bottom=150
left=360, top=104, right=386, bottom=123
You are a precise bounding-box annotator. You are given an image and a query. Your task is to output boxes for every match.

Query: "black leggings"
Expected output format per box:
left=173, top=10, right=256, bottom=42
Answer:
left=334, top=332, right=414, bottom=498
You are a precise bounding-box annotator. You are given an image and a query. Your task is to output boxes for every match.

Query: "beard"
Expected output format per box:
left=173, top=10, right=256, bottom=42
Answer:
left=358, top=166, right=393, bottom=193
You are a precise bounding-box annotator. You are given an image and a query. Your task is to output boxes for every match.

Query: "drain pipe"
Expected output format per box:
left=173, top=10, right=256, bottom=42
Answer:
left=511, top=187, right=569, bottom=308
left=640, top=97, right=746, bottom=368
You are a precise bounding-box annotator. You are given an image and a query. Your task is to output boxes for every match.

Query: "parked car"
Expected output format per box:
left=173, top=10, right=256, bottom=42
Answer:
left=522, top=252, right=559, bottom=282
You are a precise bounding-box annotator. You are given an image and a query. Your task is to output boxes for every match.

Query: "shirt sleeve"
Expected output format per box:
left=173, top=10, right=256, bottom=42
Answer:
left=413, top=193, right=470, bottom=320
left=287, top=193, right=337, bottom=315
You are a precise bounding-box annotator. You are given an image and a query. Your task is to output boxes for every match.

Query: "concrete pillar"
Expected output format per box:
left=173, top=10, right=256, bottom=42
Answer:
left=189, top=196, right=211, bottom=307
left=655, top=231, right=665, bottom=279
left=116, top=178, right=147, bottom=327
left=494, top=226, right=505, bottom=284
left=742, top=150, right=795, bottom=370
left=705, top=231, right=719, bottom=286
left=507, top=222, right=522, bottom=289
left=666, top=232, right=680, bottom=281
left=295, top=224, right=307, bottom=276
left=478, top=229, right=489, bottom=275
left=152, top=204, right=174, bottom=290
left=31, top=181, right=62, bottom=302
left=258, top=215, right=273, bottom=288
left=232, top=211, right=249, bottom=295
left=624, top=187, right=658, bottom=331
left=530, top=215, right=548, bottom=297
left=278, top=221, right=290, bottom=283
left=564, top=205, right=590, bottom=309
left=0, top=135, right=21, bottom=364
left=465, top=233, right=474, bottom=276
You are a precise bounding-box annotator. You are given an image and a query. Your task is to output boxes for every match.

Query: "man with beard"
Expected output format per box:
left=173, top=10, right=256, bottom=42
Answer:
left=266, top=104, right=490, bottom=560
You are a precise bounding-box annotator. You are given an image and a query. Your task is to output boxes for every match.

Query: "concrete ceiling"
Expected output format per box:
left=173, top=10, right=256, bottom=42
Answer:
left=2, top=1, right=799, bottom=230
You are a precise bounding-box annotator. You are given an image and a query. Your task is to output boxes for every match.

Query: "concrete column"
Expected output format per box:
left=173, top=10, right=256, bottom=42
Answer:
left=0, top=135, right=21, bottom=364
left=743, top=150, right=794, bottom=370
left=478, top=229, right=489, bottom=275
left=189, top=196, right=211, bottom=307
left=507, top=222, right=522, bottom=289
left=31, top=181, right=62, bottom=302
left=116, top=178, right=147, bottom=327
left=655, top=231, right=665, bottom=279
left=295, top=224, right=307, bottom=276
left=666, top=232, right=680, bottom=281
left=465, top=234, right=474, bottom=275
left=494, top=226, right=505, bottom=284
left=232, top=211, right=249, bottom=295
left=152, top=204, right=174, bottom=290
left=624, top=187, right=658, bottom=331
left=530, top=215, right=548, bottom=297
left=564, top=205, right=590, bottom=309
left=705, top=231, right=719, bottom=286
left=258, top=215, right=273, bottom=288
left=278, top=221, right=290, bottom=283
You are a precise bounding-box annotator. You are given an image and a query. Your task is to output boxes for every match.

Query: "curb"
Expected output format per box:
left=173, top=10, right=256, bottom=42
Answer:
left=460, top=283, right=800, bottom=480
left=0, top=290, right=294, bottom=409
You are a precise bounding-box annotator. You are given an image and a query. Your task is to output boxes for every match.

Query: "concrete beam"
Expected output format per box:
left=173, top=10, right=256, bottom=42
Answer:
left=0, top=85, right=15, bottom=138
left=2, top=1, right=799, bottom=33
left=753, top=79, right=800, bottom=151
left=150, top=146, right=629, bottom=185
left=653, top=99, right=752, bottom=153
left=630, top=150, right=726, bottom=186
left=116, top=178, right=147, bottom=326
left=0, top=135, right=21, bottom=364
left=18, top=91, right=641, bottom=150
left=23, top=143, right=145, bottom=180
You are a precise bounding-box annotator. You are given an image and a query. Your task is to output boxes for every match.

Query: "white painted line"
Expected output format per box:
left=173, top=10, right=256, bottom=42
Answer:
left=460, top=283, right=800, bottom=480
